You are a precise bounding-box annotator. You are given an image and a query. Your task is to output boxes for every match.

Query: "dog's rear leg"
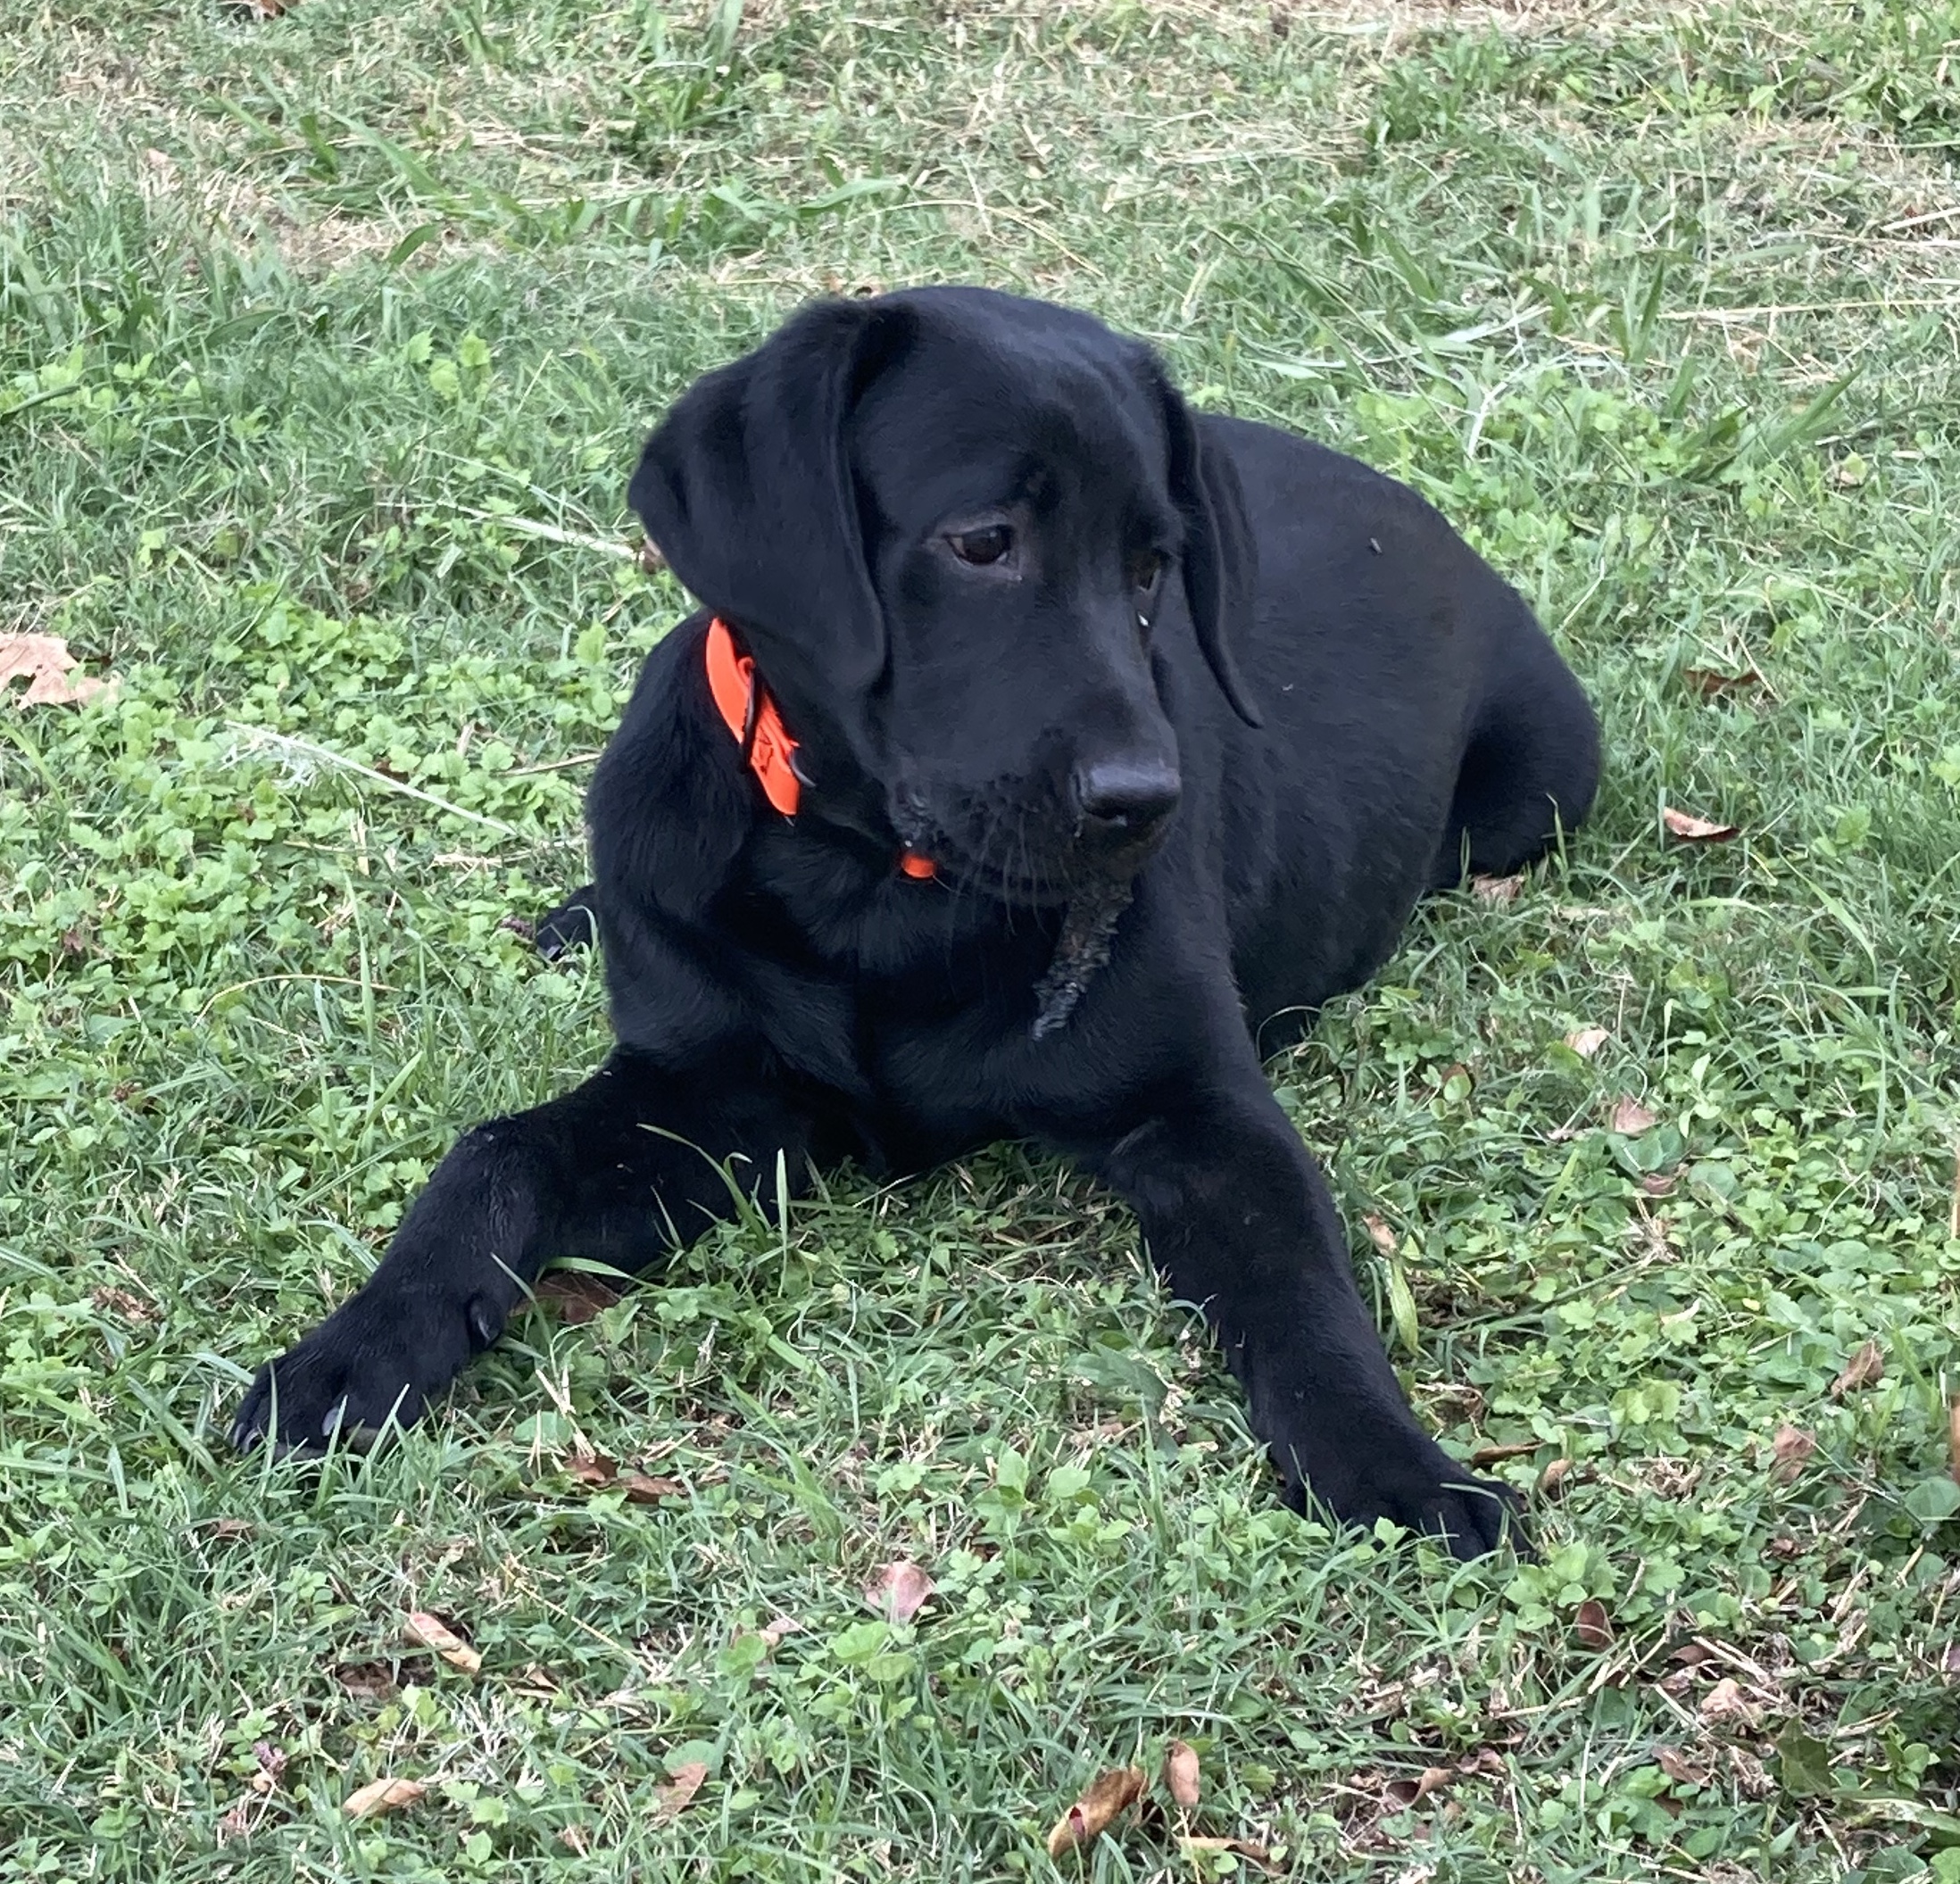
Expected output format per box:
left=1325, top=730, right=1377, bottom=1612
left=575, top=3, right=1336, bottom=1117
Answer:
left=1433, top=617, right=1600, bottom=888
left=231, top=1047, right=812, bottom=1452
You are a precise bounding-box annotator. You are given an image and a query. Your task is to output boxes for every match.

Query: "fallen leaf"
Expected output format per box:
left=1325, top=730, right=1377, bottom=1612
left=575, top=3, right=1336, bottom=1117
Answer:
left=1670, top=1642, right=1715, bottom=1667
left=1574, top=1598, right=1615, bottom=1651
left=1384, top=1766, right=1455, bottom=1809
left=1657, top=1747, right=1709, bottom=1787
left=404, top=1611, right=481, bottom=1674
left=865, top=1559, right=935, bottom=1624
left=1538, top=1457, right=1578, bottom=1499
left=559, top=1825, right=590, bottom=1855
left=1472, top=874, right=1522, bottom=905
left=1045, top=1766, right=1146, bottom=1857
left=1830, top=1340, right=1885, bottom=1398
left=638, top=536, right=667, bottom=573
left=1640, top=1170, right=1678, bottom=1196
left=564, top=1454, right=618, bottom=1488
left=1469, top=1440, right=1538, bottom=1465
left=1682, top=666, right=1765, bottom=701
left=621, top=1473, right=685, bottom=1504
left=1699, top=1677, right=1761, bottom=1728
left=205, top=1516, right=254, bottom=1540
left=653, top=1761, right=707, bottom=1822
left=1362, top=1213, right=1399, bottom=1257
left=760, top=1615, right=804, bottom=1648
left=0, top=633, right=114, bottom=709
left=1564, top=1026, right=1611, bottom=1058
left=536, top=1271, right=621, bottom=1324
left=345, top=1776, right=426, bottom=1818
left=1178, top=1836, right=1275, bottom=1872
left=1163, top=1739, right=1200, bottom=1810
left=1662, top=806, right=1740, bottom=842
left=1770, top=1423, right=1816, bottom=1485
left=1609, top=1096, right=1658, bottom=1136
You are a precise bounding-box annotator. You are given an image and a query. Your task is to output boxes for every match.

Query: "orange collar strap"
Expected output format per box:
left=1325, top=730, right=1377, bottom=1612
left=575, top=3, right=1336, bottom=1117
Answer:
left=703, top=618, right=935, bottom=882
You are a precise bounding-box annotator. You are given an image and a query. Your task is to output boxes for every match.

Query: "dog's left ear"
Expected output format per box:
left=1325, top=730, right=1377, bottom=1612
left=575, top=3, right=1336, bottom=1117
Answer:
left=1153, top=367, right=1261, bottom=727
left=628, top=299, right=901, bottom=695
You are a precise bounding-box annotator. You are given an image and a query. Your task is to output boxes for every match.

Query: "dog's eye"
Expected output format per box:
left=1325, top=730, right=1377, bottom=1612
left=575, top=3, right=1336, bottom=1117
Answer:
left=948, top=525, right=1014, bottom=567
left=1129, top=550, right=1165, bottom=593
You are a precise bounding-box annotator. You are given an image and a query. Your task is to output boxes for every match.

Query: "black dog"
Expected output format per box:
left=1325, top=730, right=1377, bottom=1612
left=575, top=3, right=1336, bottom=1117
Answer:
left=235, top=287, right=1599, bottom=1557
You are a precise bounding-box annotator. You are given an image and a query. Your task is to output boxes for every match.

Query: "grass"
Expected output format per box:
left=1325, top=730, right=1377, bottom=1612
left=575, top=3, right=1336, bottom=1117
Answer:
left=3, top=0, right=1959, bottom=1876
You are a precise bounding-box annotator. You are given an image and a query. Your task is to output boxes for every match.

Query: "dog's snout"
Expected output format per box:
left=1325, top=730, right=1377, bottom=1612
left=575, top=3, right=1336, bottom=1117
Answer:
left=1073, top=756, right=1182, bottom=842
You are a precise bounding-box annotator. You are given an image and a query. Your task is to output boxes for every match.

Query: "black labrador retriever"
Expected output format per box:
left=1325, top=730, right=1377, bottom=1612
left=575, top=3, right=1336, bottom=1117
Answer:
left=235, top=286, right=1599, bottom=1557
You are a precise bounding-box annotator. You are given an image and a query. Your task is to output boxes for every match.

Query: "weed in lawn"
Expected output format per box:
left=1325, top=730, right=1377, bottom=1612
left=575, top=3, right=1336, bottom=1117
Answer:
left=3, top=1, right=1960, bottom=1879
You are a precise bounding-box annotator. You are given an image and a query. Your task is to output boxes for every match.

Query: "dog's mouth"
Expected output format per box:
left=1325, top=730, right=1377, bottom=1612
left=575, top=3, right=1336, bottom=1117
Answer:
left=891, top=791, right=1166, bottom=908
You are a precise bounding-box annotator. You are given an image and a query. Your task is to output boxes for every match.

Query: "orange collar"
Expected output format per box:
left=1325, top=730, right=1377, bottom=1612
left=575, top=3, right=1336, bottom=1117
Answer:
left=703, top=618, right=936, bottom=881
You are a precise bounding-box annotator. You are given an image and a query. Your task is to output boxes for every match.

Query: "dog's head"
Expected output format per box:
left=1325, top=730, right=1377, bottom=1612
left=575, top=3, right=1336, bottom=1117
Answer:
left=628, top=286, right=1257, bottom=901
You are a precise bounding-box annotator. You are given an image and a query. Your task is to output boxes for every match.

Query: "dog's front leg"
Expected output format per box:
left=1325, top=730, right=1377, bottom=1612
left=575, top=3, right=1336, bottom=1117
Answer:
left=231, top=1047, right=810, bottom=1454
left=1066, top=1074, right=1519, bottom=1559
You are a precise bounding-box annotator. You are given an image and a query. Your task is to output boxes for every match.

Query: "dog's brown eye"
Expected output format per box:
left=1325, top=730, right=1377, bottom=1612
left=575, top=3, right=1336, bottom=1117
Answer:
left=949, top=525, right=1013, bottom=566
left=1130, top=550, right=1165, bottom=593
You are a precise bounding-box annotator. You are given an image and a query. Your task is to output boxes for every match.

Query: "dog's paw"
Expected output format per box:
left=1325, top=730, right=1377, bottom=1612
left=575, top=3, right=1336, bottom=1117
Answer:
left=1279, top=1426, right=1526, bottom=1562
left=533, top=888, right=599, bottom=962
left=231, top=1290, right=490, bottom=1457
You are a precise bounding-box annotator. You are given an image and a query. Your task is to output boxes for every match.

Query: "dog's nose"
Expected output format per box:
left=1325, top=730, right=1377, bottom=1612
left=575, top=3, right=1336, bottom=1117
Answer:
left=1073, top=757, right=1182, bottom=843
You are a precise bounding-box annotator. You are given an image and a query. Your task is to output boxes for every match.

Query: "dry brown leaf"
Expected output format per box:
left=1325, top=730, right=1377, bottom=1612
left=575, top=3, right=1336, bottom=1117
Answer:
left=404, top=1611, right=481, bottom=1674
left=760, top=1615, right=804, bottom=1648
left=865, top=1559, right=935, bottom=1624
left=1472, top=874, right=1522, bottom=904
left=0, top=633, right=114, bottom=709
left=1640, top=1171, right=1679, bottom=1197
left=1574, top=1598, right=1615, bottom=1652
left=536, top=1272, right=621, bottom=1325
left=564, top=1454, right=618, bottom=1488
left=1670, top=1642, right=1715, bottom=1667
left=1769, top=1423, right=1816, bottom=1485
left=1468, top=1440, right=1538, bottom=1466
left=1830, top=1340, right=1885, bottom=1398
left=1564, top=1026, right=1611, bottom=1058
left=345, top=1776, right=427, bottom=1818
left=1662, top=806, right=1740, bottom=842
left=559, top=1825, right=591, bottom=1855
left=621, top=1473, right=685, bottom=1504
left=1699, top=1678, right=1761, bottom=1728
left=1538, top=1457, right=1576, bottom=1500
left=1384, top=1766, right=1455, bottom=1809
left=1656, top=1747, right=1709, bottom=1787
left=1609, top=1096, right=1658, bottom=1136
left=1362, top=1214, right=1399, bottom=1257
left=1178, top=1836, right=1276, bottom=1872
left=1682, top=666, right=1765, bottom=701
left=1045, top=1766, right=1145, bottom=1856
left=1163, top=1739, right=1200, bottom=1810
left=652, top=1761, right=708, bottom=1822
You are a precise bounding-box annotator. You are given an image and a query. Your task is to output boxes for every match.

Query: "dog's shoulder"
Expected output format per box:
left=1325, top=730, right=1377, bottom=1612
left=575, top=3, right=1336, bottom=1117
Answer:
left=587, top=614, right=754, bottom=926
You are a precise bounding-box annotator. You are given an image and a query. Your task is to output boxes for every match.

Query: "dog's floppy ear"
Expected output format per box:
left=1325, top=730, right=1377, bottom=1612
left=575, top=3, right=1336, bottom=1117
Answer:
left=628, top=299, right=898, bottom=694
left=1154, top=368, right=1261, bottom=727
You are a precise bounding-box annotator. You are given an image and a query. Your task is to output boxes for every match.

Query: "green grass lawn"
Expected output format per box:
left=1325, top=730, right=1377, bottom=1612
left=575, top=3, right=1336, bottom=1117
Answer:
left=4, top=0, right=1959, bottom=1876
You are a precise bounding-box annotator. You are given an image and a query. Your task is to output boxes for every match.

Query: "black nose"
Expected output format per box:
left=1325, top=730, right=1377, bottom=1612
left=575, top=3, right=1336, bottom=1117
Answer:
left=1073, top=757, right=1181, bottom=843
